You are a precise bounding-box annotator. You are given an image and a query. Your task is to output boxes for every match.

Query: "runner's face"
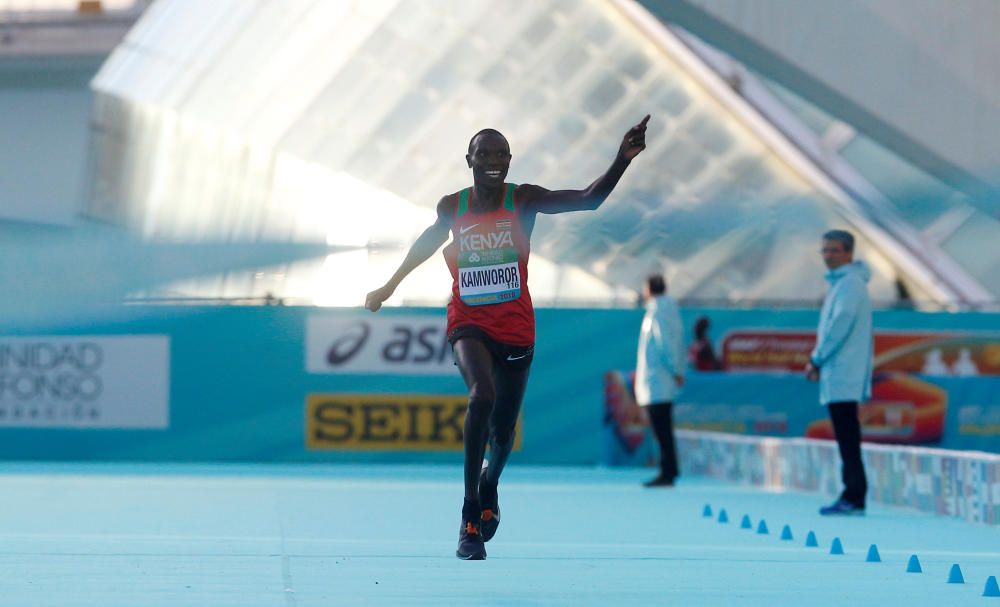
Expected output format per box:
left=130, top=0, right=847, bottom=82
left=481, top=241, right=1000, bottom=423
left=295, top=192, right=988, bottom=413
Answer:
left=467, top=133, right=511, bottom=187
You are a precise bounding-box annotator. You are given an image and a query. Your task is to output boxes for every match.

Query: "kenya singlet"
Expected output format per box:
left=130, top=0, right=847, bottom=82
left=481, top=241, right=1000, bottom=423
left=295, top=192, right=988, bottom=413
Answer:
left=443, top=183, right=534, bottom=346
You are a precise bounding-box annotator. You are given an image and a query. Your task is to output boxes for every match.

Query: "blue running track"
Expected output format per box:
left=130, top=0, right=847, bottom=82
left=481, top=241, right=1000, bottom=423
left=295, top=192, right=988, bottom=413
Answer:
left=0, top=463, right=997, bottom=606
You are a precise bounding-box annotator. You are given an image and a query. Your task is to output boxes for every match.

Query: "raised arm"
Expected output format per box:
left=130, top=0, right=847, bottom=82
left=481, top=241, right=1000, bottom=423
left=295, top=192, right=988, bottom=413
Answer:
left=520, top=115, right=649, bottom=214
left=364, top=196, right=453, bottom=312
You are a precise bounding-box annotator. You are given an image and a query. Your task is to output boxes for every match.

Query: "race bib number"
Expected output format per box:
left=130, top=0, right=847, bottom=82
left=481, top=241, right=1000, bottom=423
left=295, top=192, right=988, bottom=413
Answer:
left=458, top=258, right=521, bottom=306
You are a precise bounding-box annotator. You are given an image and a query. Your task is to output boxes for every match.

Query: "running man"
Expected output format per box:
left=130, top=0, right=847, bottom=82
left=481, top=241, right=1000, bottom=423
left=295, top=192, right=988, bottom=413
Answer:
left=365, top=115, right=650, bottom=560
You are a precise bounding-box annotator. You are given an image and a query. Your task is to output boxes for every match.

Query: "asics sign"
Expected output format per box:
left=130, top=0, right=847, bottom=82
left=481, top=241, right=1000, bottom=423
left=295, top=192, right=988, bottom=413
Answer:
left=306, top=314, right=453, bottom=375
left=325, top=322, right=371, bottom=365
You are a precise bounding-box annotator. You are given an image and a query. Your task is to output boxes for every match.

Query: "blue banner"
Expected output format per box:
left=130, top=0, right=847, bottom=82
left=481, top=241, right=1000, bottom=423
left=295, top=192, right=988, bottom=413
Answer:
left=603, top=308, right=1000, bottom=462
left=0, top=305, right=997, bottom=464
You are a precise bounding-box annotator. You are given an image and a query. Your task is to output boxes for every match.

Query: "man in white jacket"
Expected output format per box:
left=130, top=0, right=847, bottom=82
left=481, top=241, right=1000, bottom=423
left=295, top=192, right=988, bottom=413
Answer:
left=635, top=274, right=685, bottom=487
left=805, top=230, right=873, bottom=515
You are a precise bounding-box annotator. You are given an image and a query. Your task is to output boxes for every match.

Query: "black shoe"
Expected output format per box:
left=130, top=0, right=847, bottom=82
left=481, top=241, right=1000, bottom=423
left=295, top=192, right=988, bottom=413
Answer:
left=819, top=498, right=865, bottom=516
left=456, top=519, right=486, bottom=560
left=479, top=467, right=500, bottom=542
left=456, top=499, right=486, bottom=560
left=643, top=475, right=675, bottom=488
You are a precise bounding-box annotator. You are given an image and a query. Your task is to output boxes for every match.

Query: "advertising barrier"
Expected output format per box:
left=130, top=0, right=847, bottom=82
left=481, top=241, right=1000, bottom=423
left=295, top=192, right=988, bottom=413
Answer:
left=604, top=372, right=1000, bottom=458
left=305, top=393, right=522, bottom=452
left=306, top=315, right=453, bottom=375
left=0, top=335, right=169, bottom=429
left=677, top=430, right=1000, bottom=526
left=0, top=305, right=995, bottom=465
left=306, top=394, right=469, bottom=451
left=603, top=309, right=1000, bottom=463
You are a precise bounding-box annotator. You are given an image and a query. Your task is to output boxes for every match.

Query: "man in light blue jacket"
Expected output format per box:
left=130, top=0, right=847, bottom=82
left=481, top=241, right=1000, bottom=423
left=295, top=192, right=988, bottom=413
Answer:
left=805, top=230, right=873, bottom=515
left=635, top=274, right=685, bottom=487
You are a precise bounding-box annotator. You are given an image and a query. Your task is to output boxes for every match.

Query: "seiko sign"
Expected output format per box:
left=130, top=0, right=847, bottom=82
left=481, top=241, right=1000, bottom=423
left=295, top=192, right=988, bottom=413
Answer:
left=306, top=315, right=454, bottom=375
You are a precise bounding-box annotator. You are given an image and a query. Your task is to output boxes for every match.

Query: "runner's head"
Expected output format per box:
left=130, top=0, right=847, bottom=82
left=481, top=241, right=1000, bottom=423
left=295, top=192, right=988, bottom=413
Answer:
left=467, top=129, right=511, bottom=188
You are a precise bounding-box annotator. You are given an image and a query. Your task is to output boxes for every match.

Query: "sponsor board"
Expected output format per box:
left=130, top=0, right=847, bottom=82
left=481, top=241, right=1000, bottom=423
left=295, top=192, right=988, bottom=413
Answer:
left=306, top=393, right=522, bottom=451
left=707, top=329, right=1000, bottom=447
left=721, top=331, right=815, bottom=372
left=306, top=315, right=454, bottom=375
left=722, top=330, right=1000, bottom=376
left=0, top=335, right=169, bottom=429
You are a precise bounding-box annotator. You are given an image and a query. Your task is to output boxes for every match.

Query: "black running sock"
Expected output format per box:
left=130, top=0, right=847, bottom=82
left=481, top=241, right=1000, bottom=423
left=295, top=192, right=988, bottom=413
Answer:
left=462, top=498, right=481, bottom=522
left=479, top=477, right=498, bottom=507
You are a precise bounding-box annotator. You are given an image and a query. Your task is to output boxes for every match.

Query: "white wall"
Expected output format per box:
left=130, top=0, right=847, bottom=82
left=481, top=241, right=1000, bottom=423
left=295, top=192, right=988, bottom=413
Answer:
left=0, top=58, right=98, bottom=226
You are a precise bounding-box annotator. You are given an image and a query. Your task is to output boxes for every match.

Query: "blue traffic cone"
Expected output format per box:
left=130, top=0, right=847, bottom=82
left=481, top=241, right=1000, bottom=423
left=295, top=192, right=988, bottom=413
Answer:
left=805, top=531, right=818, bottom=547
left=718, top=509, right=729, bottom=523
left=740, top=515, right=752, bottom=529
left=703, top=504, right=712, bottom=518
left=757, top=520, right=769, bottom=535
left=830, top=537, right=844, bottom=555
left=780, top=525, right=793, bottom=541
left=906, top=554, right=922, bottom=573
left=865, top=544, right=881, bottom=563
left=984, top=576, right=1000, bottom=597
left=947, top=564, right=964, bottom=584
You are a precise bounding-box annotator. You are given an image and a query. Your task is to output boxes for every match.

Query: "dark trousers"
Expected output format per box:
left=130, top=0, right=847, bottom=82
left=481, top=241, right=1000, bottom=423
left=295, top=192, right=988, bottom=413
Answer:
left=828, top=402, right=867, bottom=507
left=647, top=402, right=679, bottom=480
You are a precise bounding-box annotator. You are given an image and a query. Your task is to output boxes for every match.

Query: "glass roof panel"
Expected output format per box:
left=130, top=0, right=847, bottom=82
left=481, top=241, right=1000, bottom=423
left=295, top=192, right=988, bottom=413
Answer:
left=87, top=0, right=933, bottom=308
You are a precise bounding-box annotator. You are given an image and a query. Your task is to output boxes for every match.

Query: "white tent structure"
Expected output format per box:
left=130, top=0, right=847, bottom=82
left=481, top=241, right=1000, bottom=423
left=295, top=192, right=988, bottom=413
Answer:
left=84, top=0, right=999, bottom=309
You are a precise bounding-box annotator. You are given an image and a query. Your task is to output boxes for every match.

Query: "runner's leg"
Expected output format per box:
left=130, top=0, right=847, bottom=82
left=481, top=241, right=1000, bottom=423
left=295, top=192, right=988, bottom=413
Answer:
left=485, top=363, right=530, bottom=487
left=453, top=337, right=496, bottom=506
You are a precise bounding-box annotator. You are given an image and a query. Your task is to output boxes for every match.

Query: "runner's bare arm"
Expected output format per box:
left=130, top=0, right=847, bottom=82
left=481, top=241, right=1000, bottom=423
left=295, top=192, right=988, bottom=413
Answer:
left=520, top=115, right=649, bottom=214
left=365, top=196, right=454, bottom=312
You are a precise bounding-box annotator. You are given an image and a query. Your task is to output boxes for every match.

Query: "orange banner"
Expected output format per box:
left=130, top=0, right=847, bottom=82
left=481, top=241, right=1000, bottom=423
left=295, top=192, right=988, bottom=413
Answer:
left=721, top=331, right=1000, bottom=376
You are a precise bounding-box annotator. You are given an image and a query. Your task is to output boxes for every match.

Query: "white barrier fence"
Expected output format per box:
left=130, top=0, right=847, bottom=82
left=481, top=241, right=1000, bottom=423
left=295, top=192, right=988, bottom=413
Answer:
left=677, top=430, right=1000, bottom=525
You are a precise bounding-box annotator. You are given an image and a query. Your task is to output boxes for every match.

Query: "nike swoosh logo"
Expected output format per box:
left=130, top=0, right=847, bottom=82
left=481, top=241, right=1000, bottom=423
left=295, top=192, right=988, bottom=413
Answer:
left=506, top=354, right=528, bottom=361
left=460, top=224, right=479, bottom=234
